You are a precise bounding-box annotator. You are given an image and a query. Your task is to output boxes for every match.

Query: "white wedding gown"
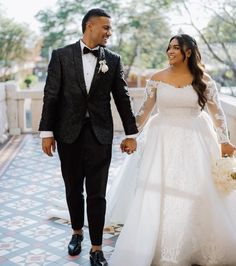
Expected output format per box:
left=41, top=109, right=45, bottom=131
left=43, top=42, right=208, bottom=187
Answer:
left=107, top=79, right=236, bottom=266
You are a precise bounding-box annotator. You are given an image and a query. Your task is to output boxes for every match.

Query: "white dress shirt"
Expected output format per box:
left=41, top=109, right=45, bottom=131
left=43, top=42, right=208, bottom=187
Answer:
left=80, top=41, right=98, bottom=93
left=40, top=40, right=137, bottom=139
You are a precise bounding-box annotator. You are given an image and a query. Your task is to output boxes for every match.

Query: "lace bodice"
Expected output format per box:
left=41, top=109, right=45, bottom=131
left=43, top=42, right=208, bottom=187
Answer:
left=136, top=79, right=230, bottom=143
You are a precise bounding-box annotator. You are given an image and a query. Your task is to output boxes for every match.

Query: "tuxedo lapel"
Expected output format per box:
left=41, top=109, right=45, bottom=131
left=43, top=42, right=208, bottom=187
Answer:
left=88, top=47, right=105, bottom=97
left=73, top=42, right=87, bottom=96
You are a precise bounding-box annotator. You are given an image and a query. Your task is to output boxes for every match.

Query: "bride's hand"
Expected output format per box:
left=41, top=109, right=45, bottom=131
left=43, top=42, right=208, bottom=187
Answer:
left=221, top=142, right=236, bottom=157
left=120, top=138, right=137, bottom=154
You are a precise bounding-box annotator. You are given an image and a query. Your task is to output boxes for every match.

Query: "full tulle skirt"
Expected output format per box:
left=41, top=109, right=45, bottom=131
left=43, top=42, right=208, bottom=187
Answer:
left=108, top=111, right=236, bottom=266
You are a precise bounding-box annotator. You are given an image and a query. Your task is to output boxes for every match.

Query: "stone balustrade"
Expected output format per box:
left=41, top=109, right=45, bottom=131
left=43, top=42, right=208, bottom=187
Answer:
left=0, top=83, right=8, bottom=143
left=3, top=81, right=43, bottom=136
left=0, top=82, right=236, bottom=145
left=221, top=95, right=236, bottom=144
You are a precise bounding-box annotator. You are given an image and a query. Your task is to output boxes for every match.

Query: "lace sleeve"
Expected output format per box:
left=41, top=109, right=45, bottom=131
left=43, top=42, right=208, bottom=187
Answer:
left=136, top=80, right=157, bottom=131
left=205, top=79, right=230, bottom=143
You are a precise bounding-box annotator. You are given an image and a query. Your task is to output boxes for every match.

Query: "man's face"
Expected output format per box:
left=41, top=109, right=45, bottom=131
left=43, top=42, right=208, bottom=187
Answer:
left=87, top=16, right=112, bottom=47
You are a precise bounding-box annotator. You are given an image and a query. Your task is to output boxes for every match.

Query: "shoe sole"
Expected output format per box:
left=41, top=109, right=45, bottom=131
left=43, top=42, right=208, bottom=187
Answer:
left=90, top=257, right=108, bottom=266
left=68, top=246, right=81, bottom=256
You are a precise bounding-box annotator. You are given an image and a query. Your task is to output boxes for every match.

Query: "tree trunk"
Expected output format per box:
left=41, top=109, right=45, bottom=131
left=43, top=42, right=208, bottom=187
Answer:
left=124, top=42, right=138, bottom=80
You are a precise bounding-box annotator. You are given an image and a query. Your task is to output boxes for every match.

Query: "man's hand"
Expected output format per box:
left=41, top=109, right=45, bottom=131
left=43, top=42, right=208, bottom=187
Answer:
left=120, top=138, right=137, bottom=155
left=221, top=142, right=236, bottom=157
left=42, top=137, right=56, bottom=157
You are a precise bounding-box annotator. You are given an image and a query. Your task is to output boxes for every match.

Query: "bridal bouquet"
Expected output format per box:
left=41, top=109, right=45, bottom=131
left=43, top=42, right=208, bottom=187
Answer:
left=212, top=156, right=236, bottom=194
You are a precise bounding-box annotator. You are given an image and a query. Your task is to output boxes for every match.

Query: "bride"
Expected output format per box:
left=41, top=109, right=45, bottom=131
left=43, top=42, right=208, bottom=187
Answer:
left=107, top=34, right=236, bottom=266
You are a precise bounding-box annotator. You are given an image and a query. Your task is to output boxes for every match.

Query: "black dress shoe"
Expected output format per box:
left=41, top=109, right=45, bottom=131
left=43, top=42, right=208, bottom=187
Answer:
left=68, top=234, right=83, bottom=256
left=90, top=249, right=108, bottom=266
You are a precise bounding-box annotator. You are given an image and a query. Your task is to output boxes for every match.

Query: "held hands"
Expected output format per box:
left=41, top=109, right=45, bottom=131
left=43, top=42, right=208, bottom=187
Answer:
left=221, top=142, right=236, bottom=157
left=42, top=137, right=56, bottom=157
left=120, top=138, right=137, bottom=155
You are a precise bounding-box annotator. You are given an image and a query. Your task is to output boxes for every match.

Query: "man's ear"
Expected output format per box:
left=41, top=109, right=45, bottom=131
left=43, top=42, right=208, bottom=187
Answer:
left=86, top=20, right=93, bottom=32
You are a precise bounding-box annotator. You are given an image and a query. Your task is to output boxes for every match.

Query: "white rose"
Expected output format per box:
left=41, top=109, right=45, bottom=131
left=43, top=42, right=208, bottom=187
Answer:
left=98, top=60, right=109, bottom=73
left=101, top=64, right=108, bottom=73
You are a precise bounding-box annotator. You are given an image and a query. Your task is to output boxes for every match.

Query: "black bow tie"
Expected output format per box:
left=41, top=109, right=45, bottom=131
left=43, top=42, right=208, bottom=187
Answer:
left=83, top=46, right=99, bottom=57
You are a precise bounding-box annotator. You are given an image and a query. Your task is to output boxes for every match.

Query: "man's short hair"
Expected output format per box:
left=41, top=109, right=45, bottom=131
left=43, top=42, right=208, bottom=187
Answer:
left=82, top=8, right=111, bottom=33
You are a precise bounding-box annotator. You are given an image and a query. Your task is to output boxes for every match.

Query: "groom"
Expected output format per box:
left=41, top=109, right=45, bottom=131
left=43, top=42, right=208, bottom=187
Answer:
left=39, top=8, right=138, bottom=266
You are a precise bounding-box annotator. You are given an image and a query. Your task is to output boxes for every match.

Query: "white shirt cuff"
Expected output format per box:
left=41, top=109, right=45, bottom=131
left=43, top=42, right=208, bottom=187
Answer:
left=39, top=131, right=54, bottom=138
left=126, top=134, right=138, bottom=139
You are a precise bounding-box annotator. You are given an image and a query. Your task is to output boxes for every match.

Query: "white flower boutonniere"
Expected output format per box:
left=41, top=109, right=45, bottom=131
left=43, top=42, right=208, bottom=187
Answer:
left=98, top=60, right=109, bottom=73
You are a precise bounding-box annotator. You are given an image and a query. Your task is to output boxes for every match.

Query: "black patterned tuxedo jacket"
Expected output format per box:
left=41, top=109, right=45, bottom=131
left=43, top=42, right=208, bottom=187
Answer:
left=39, top=41, right=138, bottom=144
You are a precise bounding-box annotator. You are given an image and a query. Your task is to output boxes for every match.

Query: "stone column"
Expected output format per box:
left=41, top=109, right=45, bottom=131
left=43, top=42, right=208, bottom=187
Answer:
left=0, top=83, right=8, bottom=143
left=5, top=81, right=21, bottom=135
left=31, top=91, right=43, bottom=133
left=221, top=95, right=236, bottom=144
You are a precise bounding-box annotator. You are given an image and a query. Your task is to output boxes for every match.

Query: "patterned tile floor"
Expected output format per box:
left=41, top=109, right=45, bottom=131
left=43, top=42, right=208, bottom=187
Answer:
left=0, top=133, right=126, bottom=266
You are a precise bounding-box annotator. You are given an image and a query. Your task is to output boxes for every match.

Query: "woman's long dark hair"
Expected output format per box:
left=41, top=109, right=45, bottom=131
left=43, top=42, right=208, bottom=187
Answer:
left=167, top=34, right=207, bottom=110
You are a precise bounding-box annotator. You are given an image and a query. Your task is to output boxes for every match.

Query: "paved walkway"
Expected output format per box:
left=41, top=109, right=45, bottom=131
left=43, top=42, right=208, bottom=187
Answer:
left=0, top=133, right=126, bottom=265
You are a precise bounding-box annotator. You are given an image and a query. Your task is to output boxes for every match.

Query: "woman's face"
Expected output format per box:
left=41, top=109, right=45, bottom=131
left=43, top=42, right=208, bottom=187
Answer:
left=166, top=38, right=184, bottom=65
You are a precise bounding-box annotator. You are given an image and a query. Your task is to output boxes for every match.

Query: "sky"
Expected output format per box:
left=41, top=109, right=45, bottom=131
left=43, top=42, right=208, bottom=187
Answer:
left=0, top=0, right=58, bottom=34
left=0, top=0, right=214, bottom=38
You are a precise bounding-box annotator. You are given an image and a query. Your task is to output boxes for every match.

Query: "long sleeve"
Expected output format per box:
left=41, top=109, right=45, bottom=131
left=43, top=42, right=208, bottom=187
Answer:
left=205, top=79, right=230, bottom=143
left=39, top=50, right=61, bottom=131
left=136, top=80, right=157, bottom=131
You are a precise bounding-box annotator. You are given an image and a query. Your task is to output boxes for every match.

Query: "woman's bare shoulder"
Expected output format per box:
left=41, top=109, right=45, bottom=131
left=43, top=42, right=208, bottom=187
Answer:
left=150, top=68, right=169, bottom=81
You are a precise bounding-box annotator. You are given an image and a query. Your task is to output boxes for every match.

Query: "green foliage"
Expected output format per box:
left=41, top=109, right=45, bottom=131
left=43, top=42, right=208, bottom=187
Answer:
left=36, top=0, right=124, bottom=58
left=36, top=0, right=172, bottom=75
left=203, top=6, right=236, bottom=43
left=108, top=0, right=172, bottom=76
left=0, top=15, right=37, bottom=81
left=22, top=74, right=38, bottom=89
left=200, top=0, right=236, bottom=83
left=36, top=1, right=85, bottom=58
left=0, top=17, right=30, bottom=66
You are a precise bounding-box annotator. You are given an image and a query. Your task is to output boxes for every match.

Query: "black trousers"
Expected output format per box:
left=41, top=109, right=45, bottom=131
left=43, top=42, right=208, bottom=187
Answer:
left=57, top=119, right=112, bottom=245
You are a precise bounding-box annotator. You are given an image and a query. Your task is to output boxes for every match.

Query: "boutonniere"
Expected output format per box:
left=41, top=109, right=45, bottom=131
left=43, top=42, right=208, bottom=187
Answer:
left=98, top=60, right=109, bottom=73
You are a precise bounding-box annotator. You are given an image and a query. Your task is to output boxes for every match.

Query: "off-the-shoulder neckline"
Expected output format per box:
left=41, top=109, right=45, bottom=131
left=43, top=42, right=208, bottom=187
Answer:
left=147, top=79, right=214, bottom=89
left=147, top=79, right=192, bottom=89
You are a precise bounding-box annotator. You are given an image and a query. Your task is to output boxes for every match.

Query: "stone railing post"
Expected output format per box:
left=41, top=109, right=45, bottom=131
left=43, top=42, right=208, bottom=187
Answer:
left=5, top=81, right=43, bottom=135
left=30, top=91, right=43, bottom=133
left=0, top=83, right=8, bottom=142
left=221, top=95, right=236, bottom=144
left=5, top=81, right=21, bottom=135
